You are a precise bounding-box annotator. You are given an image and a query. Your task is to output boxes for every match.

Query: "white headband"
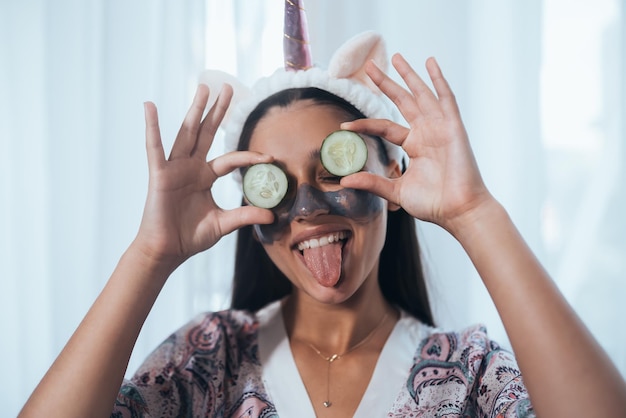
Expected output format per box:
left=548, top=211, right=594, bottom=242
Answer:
left=200, top=31, right=405, bottom=183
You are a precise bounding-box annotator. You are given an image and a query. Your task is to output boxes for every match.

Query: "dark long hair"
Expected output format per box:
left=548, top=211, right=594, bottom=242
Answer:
left=231, top=88, right=435, bottom=326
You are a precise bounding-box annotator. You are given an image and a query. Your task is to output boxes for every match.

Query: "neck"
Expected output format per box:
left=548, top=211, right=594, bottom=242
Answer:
left=282, top=276, right=398, bottom=355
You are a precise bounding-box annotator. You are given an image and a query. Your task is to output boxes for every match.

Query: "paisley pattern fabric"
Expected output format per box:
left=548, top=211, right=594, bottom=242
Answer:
left=112, top=308, right=534, bottom=417
left=112, top=310, right=277, bottom=418
left=388, top=327, right=534, bottom=417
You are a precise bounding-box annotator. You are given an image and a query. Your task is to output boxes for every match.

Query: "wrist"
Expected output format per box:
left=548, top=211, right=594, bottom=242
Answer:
left=125, top=239, right=184, bottom=283
left=443, top=194, right=506, bottom=244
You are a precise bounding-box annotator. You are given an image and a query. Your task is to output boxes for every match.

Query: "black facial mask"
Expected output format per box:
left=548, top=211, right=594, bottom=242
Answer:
left=253, top=183, right=384, bottom=244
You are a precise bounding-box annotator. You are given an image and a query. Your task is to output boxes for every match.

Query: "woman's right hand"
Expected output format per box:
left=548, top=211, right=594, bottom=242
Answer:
left=135, top=84, right=274, bottom=271
left=18, top=84, right=276, bottom=418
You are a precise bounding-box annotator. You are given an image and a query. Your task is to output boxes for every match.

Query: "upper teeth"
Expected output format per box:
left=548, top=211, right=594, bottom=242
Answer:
left=297, top=231, right=347, bottom=251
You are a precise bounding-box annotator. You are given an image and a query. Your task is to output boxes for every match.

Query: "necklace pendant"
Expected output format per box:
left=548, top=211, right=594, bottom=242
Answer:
left=323, top=401, right=332, bottom=408
left=328, top=354, right=339, bottom=362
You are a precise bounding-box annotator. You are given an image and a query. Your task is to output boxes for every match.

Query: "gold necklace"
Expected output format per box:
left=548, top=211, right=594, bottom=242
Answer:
left=305, top=312, right=390, bottom=408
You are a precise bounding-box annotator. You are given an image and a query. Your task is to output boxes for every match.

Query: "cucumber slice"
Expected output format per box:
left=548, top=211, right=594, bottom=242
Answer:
left=242, top=163, right=288, bottom=209
left=320, top=130, right=368, bottom=176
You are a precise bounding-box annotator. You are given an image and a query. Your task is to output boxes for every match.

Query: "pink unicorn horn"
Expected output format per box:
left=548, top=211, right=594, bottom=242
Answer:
left=284, top=0, right=312, bottom=71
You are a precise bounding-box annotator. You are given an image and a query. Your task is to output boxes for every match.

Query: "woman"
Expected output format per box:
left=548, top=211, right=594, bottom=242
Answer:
left=19, top=46, right=626, bottom=417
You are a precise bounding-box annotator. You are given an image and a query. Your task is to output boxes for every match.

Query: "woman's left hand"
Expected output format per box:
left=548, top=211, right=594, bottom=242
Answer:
left=340, top=54, right=492, bottom=233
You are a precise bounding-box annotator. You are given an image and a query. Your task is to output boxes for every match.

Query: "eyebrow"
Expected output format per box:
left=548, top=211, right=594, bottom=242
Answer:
left=308, top=148, right=321, bottom=161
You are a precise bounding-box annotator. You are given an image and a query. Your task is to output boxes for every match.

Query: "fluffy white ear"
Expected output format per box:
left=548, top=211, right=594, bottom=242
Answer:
left=328, top=31, right=388, bottom=93
left=198, top=70, right=252, bottom=124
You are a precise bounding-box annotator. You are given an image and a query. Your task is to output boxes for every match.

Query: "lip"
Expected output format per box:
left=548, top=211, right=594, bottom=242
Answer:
left=290, top=223, right=353, bottom=250
left=296, top=230, right=348, bottom=251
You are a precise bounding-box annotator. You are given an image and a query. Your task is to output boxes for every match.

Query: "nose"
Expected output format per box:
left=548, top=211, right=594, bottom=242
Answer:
left=289, top=184, right=331, bottom=222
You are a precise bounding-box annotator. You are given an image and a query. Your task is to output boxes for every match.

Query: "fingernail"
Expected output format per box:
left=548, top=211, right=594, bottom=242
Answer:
left=368, top=59, right=380, bottom=70
left=255, top=153, right=273, bottom=162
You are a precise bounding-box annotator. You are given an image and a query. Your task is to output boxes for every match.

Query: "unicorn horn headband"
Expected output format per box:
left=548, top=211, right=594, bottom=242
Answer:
left=284, top=0, right=312, bottom=71
left=200, top=0, right=405, bottom=183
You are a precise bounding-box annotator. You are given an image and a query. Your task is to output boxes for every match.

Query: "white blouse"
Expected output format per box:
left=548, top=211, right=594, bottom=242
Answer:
left=257, top=300, right=429, bottom=417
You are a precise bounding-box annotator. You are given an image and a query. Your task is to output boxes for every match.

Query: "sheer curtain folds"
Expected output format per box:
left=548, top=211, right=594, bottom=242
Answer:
left=0, top=0, right=211, bottom=414
left=1, top=1, right=624, bottom=415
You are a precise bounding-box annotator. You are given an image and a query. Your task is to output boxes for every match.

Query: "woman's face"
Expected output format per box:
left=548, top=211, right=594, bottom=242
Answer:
left=246, top=100, right=397, bottom=305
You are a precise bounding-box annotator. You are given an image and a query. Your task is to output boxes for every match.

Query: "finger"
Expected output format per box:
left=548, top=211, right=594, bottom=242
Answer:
left=341, top=119, right=410, bottom=147
left=208, top=151, right=273, bottom=178
left=144, top=102, right=166, bottom=171
left=391, top=54, right=441, bottom=116
left=193, top=84, right=233, bottom=159
left=217, top=206, right=275, bottom=236
left=425, top=57, right=461, bottom=117
left=169, top=84, right=210, bottom=159
left=365, top=60, right=421, bottom=122
left=340, top=172, right=399, bottom=206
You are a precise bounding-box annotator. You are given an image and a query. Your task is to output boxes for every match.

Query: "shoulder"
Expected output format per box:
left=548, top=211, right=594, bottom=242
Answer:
left=417, top=324, right=499, bottom=367
left=114, top=308, right=271, bottom=417
left=138, top=308, right=261, bottom=373
left=413, top=323, right=524, bottom=390
left=180, top=308, right=259, bottom=337
left=404, top=324, right=494, bottom=399
left=178, top=309, right=260, bottom=353
left=399, top=323, right=534, bottom=417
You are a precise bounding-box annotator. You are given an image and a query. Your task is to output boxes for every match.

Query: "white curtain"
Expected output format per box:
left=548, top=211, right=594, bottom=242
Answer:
left=1, top=0, right=624, bottom=415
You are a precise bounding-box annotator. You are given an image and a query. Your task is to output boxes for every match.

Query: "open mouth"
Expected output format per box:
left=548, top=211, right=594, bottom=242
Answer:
left=294, top=231, right=350, bottom=288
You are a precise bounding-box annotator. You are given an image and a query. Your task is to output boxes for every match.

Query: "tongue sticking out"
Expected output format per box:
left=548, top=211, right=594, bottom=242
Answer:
left=302, top=242, right=343, bottom=287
